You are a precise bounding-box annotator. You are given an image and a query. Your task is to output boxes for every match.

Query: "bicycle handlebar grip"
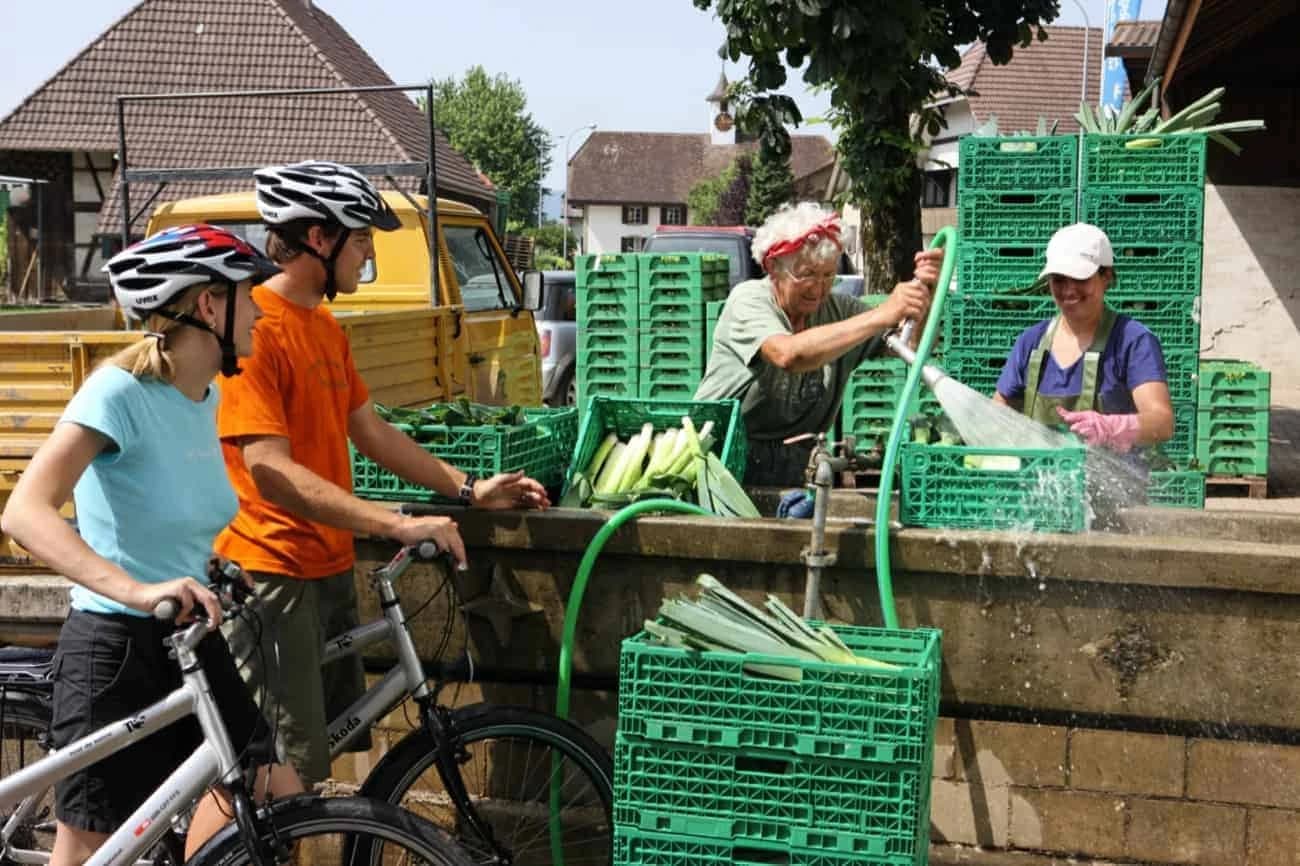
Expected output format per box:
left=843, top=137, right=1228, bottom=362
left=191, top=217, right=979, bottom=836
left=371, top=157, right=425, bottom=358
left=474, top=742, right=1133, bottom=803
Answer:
left=415, top=540, right=441, bottom=561
left=153, top=597, right=180, bottom=622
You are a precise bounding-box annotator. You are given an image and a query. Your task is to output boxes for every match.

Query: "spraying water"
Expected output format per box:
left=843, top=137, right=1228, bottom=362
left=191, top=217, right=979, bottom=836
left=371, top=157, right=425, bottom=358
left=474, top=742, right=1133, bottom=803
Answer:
left=887, top=336, right=1151, bottom=525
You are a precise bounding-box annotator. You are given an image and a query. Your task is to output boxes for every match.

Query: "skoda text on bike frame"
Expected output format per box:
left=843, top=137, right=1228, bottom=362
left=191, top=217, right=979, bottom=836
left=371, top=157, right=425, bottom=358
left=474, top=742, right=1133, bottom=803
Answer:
left=0, top=623, right=240, bottom=866
left=319, top=542, right=435, bottom=757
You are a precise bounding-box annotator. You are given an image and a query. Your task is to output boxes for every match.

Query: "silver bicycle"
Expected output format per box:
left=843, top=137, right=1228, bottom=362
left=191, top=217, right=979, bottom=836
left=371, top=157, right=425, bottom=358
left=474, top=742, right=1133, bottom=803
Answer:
left=0, top=566, right=473, bottom=866
left=2, top=543, right=614, bottom=866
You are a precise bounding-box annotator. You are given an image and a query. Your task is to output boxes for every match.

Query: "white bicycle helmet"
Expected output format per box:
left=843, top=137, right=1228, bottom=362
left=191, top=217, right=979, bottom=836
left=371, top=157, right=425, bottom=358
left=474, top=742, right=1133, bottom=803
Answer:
left=253, top=160, right=400, bottom=231
left=104, top=224, right=277, bottom=377
left=104, top=224, right=278, bottom=320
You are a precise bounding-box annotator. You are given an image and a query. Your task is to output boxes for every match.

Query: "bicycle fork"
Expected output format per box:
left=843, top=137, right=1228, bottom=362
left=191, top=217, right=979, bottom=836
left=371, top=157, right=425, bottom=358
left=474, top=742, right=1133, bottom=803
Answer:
left=418, top=700, right=512, bottom=865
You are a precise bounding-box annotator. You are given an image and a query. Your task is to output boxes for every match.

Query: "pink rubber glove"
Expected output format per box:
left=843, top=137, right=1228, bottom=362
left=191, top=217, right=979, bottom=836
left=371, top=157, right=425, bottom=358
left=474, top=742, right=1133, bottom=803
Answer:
left=1056, top=408, right=1141, bottom=453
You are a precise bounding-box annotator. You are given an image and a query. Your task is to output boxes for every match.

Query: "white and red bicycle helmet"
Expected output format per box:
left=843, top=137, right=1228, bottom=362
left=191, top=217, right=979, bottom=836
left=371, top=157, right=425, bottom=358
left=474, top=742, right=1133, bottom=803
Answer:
left=103, top=224, right=278, bottom=376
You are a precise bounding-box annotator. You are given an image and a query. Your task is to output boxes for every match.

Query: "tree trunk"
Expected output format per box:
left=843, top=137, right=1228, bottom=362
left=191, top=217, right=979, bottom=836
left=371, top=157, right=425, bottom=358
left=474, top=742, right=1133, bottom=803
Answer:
left=860, top=167, right=922, bottom=293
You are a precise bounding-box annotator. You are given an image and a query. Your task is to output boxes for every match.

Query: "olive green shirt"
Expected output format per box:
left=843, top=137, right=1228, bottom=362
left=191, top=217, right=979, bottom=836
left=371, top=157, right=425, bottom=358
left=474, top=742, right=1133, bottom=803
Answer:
left=694, top=277, right=885, bottom=441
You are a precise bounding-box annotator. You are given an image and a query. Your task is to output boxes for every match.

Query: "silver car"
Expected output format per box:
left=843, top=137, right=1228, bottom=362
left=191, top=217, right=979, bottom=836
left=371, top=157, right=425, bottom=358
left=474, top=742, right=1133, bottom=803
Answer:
left=535, top=270, right=577, bottom=406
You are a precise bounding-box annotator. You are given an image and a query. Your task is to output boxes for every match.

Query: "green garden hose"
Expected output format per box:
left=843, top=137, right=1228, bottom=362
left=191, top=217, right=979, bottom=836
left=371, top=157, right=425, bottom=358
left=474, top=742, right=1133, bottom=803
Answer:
left=552, top=498, right=713, bottom=863
left=873, top=226, right=958, bottom=628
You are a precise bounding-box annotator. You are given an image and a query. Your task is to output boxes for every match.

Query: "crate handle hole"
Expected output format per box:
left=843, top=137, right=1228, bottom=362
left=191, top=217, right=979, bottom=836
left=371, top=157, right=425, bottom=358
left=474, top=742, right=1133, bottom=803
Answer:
left=734, top=756, right=793, bottom=776
left=996, top=141, right=1040, bottom=153
left=734, top=847, right=790, bottom=865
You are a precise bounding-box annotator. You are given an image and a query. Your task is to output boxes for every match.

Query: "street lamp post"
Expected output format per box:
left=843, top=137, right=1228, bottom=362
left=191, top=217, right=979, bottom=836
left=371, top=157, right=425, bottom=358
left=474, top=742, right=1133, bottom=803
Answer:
left=561, top=122, right=597, bottom=263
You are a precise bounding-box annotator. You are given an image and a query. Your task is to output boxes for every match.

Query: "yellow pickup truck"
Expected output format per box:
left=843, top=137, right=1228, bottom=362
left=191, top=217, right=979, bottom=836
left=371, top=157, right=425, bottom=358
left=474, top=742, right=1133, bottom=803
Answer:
left=146, top=190, right=544, bottom=406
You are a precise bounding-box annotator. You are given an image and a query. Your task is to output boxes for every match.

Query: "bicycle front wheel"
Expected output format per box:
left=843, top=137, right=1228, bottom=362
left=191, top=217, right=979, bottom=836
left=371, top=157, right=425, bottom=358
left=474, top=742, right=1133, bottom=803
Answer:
left=185, top=795, right=474, bottom=866
left=361, top=703, right=613, bottom=866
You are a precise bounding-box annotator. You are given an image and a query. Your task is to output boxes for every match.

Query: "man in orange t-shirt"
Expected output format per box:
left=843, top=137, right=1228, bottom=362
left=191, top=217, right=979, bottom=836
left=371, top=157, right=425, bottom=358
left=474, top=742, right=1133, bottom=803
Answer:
left=217, top=161, right=548, bottom=784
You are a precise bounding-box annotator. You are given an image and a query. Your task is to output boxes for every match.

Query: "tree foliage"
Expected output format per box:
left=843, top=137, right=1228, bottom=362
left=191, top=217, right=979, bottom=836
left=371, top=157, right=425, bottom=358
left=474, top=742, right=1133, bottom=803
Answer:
left=696, top=0, right=1059, bottom=285
left=520, top=223, right=579, bottom=269
left=426, top=66, right=552, bottom=226
left=717, top=155, right=753, bottom=225
left=687, top=160, right=737, bottom=225
left=745, top=143, right=793, bottom=226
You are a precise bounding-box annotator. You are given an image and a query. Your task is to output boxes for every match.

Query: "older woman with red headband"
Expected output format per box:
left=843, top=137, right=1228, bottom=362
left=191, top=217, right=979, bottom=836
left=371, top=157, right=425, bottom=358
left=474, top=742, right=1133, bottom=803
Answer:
left=695, top=202, right=942, bottom=487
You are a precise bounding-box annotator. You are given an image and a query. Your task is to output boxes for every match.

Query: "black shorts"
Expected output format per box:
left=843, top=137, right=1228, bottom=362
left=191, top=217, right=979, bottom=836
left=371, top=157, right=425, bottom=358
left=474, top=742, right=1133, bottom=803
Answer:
left=50, top=609, right=274, bottom=834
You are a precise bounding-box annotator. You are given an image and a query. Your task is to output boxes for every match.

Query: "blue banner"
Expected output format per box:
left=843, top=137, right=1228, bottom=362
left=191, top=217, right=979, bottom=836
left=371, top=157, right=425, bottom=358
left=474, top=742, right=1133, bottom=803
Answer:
left=1102, top=0, right=1143, bottom=109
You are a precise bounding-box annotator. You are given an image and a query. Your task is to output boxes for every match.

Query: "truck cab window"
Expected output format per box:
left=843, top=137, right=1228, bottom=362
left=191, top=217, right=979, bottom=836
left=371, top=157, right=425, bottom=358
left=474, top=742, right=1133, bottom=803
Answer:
left=443, top=224, right=513, bottom=312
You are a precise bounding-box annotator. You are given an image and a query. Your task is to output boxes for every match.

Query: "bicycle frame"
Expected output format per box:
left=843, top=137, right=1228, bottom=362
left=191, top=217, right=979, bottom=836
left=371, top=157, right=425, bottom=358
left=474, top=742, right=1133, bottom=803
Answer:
left=320, top=545, right=433, bottom=758
left=0, top=624, right=244, bottom=866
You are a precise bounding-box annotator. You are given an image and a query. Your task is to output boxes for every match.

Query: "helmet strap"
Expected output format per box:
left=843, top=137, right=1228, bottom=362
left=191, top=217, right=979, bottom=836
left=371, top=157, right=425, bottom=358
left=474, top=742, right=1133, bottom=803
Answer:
left=280, top=225, right=351, bottom=301
left=152, top=284, right=242, bottom=377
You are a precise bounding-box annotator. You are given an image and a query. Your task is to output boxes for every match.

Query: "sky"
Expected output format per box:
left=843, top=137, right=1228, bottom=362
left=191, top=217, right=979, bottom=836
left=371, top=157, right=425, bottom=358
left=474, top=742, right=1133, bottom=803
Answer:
left=1, top=0, right=1166, bottom=202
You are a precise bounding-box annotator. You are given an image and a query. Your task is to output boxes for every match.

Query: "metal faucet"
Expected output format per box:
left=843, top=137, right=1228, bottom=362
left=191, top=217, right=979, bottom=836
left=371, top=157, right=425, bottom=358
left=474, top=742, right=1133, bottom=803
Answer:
left=790, top=432, right=873, bottom=620
left=884, top=317, right=949, bottom=390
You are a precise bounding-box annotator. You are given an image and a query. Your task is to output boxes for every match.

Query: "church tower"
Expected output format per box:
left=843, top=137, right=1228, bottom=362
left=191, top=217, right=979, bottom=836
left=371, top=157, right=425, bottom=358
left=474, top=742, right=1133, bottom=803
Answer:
left=706, top=70, right=735, bottom=146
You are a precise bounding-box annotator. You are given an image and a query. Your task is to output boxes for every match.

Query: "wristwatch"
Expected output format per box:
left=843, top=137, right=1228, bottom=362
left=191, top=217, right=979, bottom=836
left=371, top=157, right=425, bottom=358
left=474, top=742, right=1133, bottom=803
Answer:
left=458, top=474, right=477, bottom=507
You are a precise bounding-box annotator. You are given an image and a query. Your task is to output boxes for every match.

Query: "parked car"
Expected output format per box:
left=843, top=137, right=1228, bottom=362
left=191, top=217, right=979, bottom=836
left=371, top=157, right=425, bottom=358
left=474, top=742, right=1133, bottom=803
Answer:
left=535, top=270, right=577, bottom=406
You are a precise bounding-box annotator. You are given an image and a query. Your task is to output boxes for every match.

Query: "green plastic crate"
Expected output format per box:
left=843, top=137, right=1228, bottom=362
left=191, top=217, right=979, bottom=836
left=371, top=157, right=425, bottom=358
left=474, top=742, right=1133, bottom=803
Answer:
left=577, top=283, right=639, bottom=326
left=637, top=381, right=699, bottom=401
left=1196, top=439, right=1269, bottom=476
left=938, top=351, right=1007, bottom=397
left=705, top=299, right=726, bottom=354
left=614, top=739, right=927, bottom=859
left=1196, top=409, right=1269, bottom=443
left=577, top=253, right=640, bottom=288
left=1198, top=361, right=1270, bottom=410
left=943, top=292, right=1058, bottom=354
left=956, top=241, right=1048, bottom=295
left=640, top=327, right=705, bottom=358
left=618, top=624, right=942, bottom=765
left=1108, top=295, right=1200, bottom=351
left=353, top=406, right=578, bottom=502
left=1081, top=187, right=1205, bottom=244
left=958, top=135, right=1079, bottom=191
left=1146, top=469, right=1205, bottom=509
left=639, top=297, right=710, bottom=323
left=638, top=251, right=728, bottom=282
left=1163, top=351, right=1199, bottom=405
left=1109, top=243, right=1203, bottom=300
left=615, top=827, right=879, bottom=866
left=1082, top=134, right=1206, bottom=189
left=957, top=188, right=1076, bottom=242
left=1161, top=400, right=1198, bottom=464
left=578, top=329, right=639, bottom=365
left=563, top=396, right=746, bottom=495
left=577, top=365, right=640, bottom=403
left=900, top=443, right=1089, bottom=532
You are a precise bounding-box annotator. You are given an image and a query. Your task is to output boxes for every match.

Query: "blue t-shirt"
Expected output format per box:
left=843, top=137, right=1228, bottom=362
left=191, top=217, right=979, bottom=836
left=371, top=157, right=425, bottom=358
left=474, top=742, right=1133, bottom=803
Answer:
left=62, top=366, right=238, bottom=616
left=996, top=315, right=1167, bottom=413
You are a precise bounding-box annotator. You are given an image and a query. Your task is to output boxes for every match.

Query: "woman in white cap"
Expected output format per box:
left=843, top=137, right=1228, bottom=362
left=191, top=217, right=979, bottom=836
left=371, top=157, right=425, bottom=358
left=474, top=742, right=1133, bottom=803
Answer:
left=993, top=223, right=1174, bottom=454
left=696, top=201, right=942, bottom=486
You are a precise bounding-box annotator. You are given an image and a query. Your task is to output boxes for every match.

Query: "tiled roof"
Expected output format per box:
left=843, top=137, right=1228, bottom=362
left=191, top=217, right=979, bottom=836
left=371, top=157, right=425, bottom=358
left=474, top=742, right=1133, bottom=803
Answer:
left=944, top=26, right=1114, bottom=134
left=567, top=132, right=834, bottom=205
left=0, top=0, right=491, bottom=233
left=1109, top=20, right=1161, bottom=54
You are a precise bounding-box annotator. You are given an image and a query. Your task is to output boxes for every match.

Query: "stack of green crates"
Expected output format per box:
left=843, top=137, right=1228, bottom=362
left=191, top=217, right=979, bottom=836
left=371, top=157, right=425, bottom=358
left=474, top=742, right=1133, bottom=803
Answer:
left=1082, top=133, right=1208, bottom=462
left=952, top=136, right=1079, bottom=395
left=840, top=294, right=939, bottom=451
left=1197, top=360, right=1270, bottom=477
left=638, top=253, right=728, bottom=399
left=615, top=624, right=942, bottom=866
left=577, top=254, right=641, bottom=401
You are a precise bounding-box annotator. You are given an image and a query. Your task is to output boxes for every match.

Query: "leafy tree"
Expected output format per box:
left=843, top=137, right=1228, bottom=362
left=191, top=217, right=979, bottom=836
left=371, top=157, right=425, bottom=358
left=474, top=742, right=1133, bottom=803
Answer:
left=687, top=160, right=737, bottom=225
left=717, top=154, right=753, bottom=225
left=745, top=143, right=792, bottom=225
left=696, top=0, right=1058, bottom=287
left=425, top=66, right=551, bottom=226
left=521, top=223, right=579, bottom=268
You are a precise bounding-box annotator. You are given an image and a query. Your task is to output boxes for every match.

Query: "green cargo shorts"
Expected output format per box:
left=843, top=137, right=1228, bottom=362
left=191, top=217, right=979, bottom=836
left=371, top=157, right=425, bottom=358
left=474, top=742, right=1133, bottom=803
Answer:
left=222, top=569, right=369, bottom=784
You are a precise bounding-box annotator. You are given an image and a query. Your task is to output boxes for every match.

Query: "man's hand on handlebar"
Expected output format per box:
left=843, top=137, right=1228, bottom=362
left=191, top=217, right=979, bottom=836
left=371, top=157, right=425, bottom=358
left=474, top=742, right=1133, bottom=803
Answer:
left=391, top=514, right=468, bottom=569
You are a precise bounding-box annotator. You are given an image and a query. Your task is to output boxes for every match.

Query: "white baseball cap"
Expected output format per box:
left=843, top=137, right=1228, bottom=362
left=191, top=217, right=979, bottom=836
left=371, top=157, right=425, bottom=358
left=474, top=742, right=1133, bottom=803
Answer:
left=1039, top=223, right=1114, bottom=280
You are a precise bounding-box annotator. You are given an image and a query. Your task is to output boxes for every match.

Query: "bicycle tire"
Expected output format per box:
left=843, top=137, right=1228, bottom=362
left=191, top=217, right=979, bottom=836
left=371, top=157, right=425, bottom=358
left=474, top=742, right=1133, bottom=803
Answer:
left=185, top=794, right=474, bottom=866
left=359, top=703, right=613, bottom=866
left=1, top=699, right=55, bottom=857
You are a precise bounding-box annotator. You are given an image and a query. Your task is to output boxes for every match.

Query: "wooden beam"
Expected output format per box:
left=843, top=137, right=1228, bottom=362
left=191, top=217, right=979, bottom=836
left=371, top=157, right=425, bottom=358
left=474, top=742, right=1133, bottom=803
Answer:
left=1162, top=0, right=1204, bottom=98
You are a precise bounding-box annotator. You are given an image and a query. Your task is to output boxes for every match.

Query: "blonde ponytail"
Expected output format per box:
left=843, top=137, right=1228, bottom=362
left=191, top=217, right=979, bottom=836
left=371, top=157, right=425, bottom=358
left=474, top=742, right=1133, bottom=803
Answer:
left=106, top=282, right=230, bottom=382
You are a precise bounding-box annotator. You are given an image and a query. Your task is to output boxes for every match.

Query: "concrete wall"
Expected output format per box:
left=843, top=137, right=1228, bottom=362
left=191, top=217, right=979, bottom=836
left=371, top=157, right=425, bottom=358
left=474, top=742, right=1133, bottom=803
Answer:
left=1199, top=184, right=1300, bottom=404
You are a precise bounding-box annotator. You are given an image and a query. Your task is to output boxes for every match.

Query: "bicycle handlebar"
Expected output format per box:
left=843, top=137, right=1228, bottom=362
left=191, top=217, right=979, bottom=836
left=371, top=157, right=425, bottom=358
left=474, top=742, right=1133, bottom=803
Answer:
left=152, top=556, right=255, bottom=623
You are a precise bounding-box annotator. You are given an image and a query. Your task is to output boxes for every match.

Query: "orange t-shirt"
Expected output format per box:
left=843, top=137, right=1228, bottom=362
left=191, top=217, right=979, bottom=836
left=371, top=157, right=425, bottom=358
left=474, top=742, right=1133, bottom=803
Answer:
left=215, top=285, right=369, bottom=578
